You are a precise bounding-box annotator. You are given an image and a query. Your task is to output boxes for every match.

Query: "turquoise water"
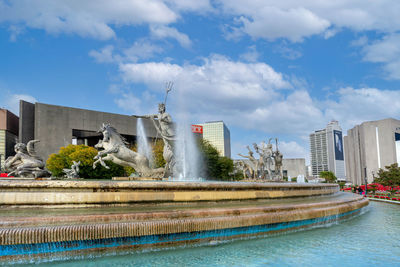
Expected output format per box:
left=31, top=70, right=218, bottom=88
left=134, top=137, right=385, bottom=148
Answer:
left=13, top=201, right=400, bottom=266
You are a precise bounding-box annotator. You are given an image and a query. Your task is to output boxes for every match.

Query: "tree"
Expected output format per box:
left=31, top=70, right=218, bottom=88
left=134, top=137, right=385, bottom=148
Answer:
left=374, top=163, right=400, bottom=186
left=319, top=171, right=337, bottom=183
left=197, top=139, right=234, bottom=180
left=46, top=144, right=126, bottom=179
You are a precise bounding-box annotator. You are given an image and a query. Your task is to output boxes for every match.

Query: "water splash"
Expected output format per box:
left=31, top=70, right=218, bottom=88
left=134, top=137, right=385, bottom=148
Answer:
left=137, top=118, right=154, bottom=167
left=173, top=114, right=201, bottom=180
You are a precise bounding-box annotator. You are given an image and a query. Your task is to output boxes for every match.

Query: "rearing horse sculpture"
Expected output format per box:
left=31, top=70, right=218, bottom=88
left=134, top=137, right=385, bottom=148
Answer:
left=93, top=123, right=164, bottom=178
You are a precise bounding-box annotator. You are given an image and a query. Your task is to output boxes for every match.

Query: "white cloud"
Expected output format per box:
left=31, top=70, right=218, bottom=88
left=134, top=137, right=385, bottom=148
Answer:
left=0, top=0, right=178, bottom=40
left=279, top=141, right=309, bottom=161
left=89, top=40, right=163, bottom=64
left=362, top=34, right=400, bottom=79
left=1, top=94, right=37, bottom=115
left=219, top=1, right=400, bottom=42
left=239, top=7, right=330, bottom=42
left=89, top=45, right=117, bottom=63
left=114, top=92, right=142, bottom=114
left=150, top=25, right=192, bottom=48
left=239, top=45, right=260, bottom=62
left=324, top=87, right=400, bottom=131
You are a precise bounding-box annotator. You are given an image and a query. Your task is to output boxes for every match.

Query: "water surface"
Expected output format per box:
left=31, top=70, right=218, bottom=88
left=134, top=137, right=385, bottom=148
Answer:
left=14, top=201, right=400, bottom=267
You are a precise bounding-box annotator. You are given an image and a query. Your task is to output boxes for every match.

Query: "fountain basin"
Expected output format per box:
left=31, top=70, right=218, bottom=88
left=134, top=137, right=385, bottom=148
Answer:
left=0, top=180, right=338, bottom=206
left=0, top=180, right=368, bottom=260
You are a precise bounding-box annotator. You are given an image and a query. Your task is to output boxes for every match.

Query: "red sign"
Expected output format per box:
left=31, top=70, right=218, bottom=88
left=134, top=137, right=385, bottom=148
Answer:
left=191, top=125, right=203, bottom=134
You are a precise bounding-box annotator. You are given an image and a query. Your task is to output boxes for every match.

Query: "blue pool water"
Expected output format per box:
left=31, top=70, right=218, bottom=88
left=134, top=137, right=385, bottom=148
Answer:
left=12, top=201, right=400, bottom=266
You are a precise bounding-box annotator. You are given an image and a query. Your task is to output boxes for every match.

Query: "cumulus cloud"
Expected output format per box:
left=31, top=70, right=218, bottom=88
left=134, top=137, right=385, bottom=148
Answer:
left=0, top=93, right=37, bottom=115
left=0, top=0, right=179, bottom=40
left=279, top=141, right=309, bottom=161
left=219, top=1, right=400, bottom=42
left=324, top=87, right=400, bottom=130
left=89, top=40, right=163, bottom=63
left=150, top=25, right=192, bottom=48
left=362, top=34, right=400, bottom=80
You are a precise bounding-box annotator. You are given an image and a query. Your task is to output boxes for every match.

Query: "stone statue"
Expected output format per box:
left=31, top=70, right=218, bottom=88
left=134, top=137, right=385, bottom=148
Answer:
left=4, top=140, right=51, bottom=178
left=254, top=139, right=274, bottom=180
left=136, top=103, right=176, bottom=176
left=238, top=160, right=255, bottom=179
left=273, top=138, right=283, bottom=180
left=63, top=161, right=81, bottom=179
left=93, top=123, right=164, bottom=178
left=238, top=146, right=258, bottom=179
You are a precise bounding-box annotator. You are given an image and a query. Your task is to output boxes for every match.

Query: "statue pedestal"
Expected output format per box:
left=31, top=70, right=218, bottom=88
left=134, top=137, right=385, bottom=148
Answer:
left=112, top=177, right=164, bottom=181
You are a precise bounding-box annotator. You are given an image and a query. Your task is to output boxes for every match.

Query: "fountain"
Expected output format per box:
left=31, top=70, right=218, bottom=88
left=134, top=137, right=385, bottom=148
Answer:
left=0, top=84, right=369, bottom=264
left=136, top=118, right=154, bottom=168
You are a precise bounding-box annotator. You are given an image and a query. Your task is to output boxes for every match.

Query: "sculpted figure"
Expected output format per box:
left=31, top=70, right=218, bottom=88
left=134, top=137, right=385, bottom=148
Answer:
left=254, top=139, right=274, bottom=180
left=63, top=161, right=81, bottom=179
left=238, top=146, right=258, bottom=178
left=273, top=138, right=283, bottom=180
left=136, top=103, right=176, bottom=176
left=5, top=140, right=51, bottom=178
left=93, top=123, right=164, bottom=178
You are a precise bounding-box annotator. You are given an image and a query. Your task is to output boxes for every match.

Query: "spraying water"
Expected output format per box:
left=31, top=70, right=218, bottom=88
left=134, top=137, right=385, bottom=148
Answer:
left=174, top=115, right=201, bottom=180
left=172, top=85, right=202, bottom=180
left=137, top=118, right=154, bottom=167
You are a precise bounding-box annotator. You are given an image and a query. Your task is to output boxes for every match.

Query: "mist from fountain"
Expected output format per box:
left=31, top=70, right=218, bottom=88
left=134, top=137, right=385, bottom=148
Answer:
left=174, top=114, right=202, bottom=180
left=137, top=118, right=154, bottom=167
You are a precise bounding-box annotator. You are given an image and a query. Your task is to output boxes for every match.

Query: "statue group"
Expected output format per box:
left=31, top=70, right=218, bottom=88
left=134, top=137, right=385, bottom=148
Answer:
left=4, top=84, right=178, bottom=179
left=92, top=83, right=177, bottom=178
left=4, top=140, right=51, bottom=178
left=238, top=138, right=283, bottom=180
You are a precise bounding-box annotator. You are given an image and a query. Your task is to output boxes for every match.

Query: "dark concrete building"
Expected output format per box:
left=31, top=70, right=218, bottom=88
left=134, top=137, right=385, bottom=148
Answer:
left=19, top=101, right=158, bottom=161
left=0, top=109, right=19, bottom=170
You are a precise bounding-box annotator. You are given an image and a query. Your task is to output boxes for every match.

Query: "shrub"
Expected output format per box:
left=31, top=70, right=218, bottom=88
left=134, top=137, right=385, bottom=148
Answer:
left=46, top=144, right=126, bottom=179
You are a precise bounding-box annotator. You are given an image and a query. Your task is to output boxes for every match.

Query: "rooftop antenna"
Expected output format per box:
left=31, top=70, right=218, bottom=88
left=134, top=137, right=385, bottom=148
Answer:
left=164, top=81, right=173, bottom=106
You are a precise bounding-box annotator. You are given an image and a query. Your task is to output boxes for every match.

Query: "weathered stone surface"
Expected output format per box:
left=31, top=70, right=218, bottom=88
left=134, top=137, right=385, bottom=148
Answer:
left=0, top=180, right=339, bottom=205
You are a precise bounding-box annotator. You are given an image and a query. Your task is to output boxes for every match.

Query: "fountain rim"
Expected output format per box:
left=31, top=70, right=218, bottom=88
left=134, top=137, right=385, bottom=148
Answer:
left=0, top=179, right=338, bottom=189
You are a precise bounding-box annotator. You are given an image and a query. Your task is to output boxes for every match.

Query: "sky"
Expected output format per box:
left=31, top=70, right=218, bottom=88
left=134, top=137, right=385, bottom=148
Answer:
left=0, top=0, right=400, bottom=163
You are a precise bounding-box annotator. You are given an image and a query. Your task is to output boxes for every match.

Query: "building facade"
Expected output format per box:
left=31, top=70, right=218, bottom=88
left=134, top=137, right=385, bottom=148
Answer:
left=199, top=121, right=231, bottom=158
left=19, top=101, right=158, bottom=161
left=344, top=118, right=400, bottom=185
left=309, top=120, right=345, bottom=179
left=0, top=109, right=19, bottom=171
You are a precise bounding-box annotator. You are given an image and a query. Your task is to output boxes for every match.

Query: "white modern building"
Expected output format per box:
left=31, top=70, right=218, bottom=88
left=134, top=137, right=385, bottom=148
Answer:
left=199, top=121, right=231, bottom=158
left=344, top=118, right=400, bottom=185
left=309, top=120, right=345, bottom=179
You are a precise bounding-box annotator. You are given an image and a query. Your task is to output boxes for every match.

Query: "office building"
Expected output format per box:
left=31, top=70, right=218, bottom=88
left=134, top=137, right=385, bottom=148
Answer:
left=0, top=109, right=19, bottom=170
left=199, top=121, right=231, bottom=158
left=19, top=101, right=158, bottom=160
left=309, top=120, right=345, bottom=179
left=344, top=118, right=400, bottom=184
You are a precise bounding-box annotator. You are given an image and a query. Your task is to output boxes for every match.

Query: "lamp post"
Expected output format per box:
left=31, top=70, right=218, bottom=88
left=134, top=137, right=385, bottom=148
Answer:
left=364, top=167, right=368, bottom=197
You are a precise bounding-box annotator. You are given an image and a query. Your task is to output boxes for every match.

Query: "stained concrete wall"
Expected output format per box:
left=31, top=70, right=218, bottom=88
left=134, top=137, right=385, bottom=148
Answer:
left=345, top=118, right=400, bottom=184
left=20, top=101, right=159, bottom=161
left=19, top=101, right=35, bottom=144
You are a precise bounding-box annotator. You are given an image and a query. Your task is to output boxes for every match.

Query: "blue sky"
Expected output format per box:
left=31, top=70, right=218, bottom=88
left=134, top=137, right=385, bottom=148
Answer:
left=1, top=0, right=400, bottom=163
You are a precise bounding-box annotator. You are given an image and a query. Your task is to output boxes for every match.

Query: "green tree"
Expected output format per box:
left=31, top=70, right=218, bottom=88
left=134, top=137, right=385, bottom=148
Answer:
left=374, top=163, right=400, bottom=186
left=46, top=144, right=126, bottom=179
left=197, top=139, right=234, bottom=180
left=152, top=139, right=166, bottom=168
left=319, top=171, right=337, bottom=183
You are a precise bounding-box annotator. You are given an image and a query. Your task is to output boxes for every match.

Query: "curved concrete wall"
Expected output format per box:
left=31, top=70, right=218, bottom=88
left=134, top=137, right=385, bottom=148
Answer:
left=0, top=181, right=367, bottom=260
left=0, top=180, right=339, bottom=206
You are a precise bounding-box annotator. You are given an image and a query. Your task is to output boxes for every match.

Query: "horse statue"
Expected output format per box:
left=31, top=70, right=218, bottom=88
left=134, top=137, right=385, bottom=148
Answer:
left=93, top=123, right=164, bottom=178
left=5, top=140, right=51, bottom=178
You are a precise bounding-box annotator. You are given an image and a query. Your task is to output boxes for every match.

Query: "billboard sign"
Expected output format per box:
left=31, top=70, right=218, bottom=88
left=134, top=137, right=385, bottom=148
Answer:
left=334, top=130, right=344, bottom=161
left=191, top=125, right=203, bottom=134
